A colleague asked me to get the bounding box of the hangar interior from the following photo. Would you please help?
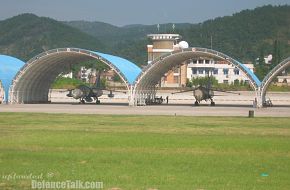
[132,48,261,106]
[8,48,141,104]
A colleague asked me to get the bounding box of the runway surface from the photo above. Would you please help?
[1,103,290,117]
[1,91,290,117]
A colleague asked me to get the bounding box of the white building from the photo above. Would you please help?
[61,72,73,79]
[277,75,290,84]
[264,54,273,64]
[187,59,254,84]
[79,67,96,83]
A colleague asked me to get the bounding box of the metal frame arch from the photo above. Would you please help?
[134,47,261,90]
[260,56,290,104]
[10,48,134,103]
[132,47,261,106]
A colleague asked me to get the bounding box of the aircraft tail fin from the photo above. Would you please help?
[94,71,102,89]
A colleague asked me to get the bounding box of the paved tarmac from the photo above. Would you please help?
[1,91,290,117]
[1,103,290,117]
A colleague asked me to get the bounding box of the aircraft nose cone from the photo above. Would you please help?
[72,89,83,99]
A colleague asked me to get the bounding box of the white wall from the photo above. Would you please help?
[187,59,254,84]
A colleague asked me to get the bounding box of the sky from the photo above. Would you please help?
[0,0,289,26]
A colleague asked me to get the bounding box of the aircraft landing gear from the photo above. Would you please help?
[194,101,199,106]
[96,99,100,104]
[210,101,215,106]
[80,99,85,104]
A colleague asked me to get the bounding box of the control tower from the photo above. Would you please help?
[147,34,187,87]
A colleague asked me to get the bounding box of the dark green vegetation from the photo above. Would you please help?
[180,6,290,64]
[66,5,290,76]
[0,6,290,68]
[65,21,191,65]
[51,77,85,89]
[0,14,106,61]
[0,113,290,189]
[186,76,290,91]
[1,5,290,75]
[186,76,253,91]
[52,76,107,89]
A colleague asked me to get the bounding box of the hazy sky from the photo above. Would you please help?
[0,0,289,26]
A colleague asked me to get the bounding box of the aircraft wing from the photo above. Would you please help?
[171,87,198,95]
[103,89,127,94]
[211,88,241,95]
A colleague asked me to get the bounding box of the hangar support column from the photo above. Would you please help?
[256,87,263,108]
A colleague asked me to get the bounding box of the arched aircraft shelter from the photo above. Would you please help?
[8,48,141,104]
[2,47,290,107]
[132,47,261,106]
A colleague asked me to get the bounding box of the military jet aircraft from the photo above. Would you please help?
[66,72,124,104]
[172,84,240,106]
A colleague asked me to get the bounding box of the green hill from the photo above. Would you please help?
[1,5,290,69]
[65,21,191,65]
[0,14,106,61]
[65,5,290,68]
[180,5,290,63]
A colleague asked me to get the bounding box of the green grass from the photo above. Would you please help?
[51,77,85,89]
[0,113,290,190]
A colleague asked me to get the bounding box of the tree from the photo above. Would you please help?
[271,39,282,69]
[113,73,122,82]
[191,76,218,87]
[254,48,270,80]
[186,79,193,87]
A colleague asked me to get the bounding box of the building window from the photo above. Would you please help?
[205,60,210,64]
[205,69,210,75]
[223,80,229,84]
[234,68,240,75]
[198,59,203,64]
[198,68,204,74]
[213,69,218,75]
[223,69,229,75]
[174,76,179,83]
[192,60,197,64]
[192,68,197,74]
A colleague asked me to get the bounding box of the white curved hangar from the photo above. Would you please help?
[9,48,141,104]
[259,56,290,106]
[132,47,261,106]
[6,47,290,107]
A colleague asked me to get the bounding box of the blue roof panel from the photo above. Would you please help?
[93,51,142,85]
[0,55,25,102]
[236,60,261,87]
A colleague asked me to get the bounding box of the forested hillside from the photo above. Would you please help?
[0,14,106,61]
[179,5,290,63]
[1,5,290,75]
[65,5,290,73]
